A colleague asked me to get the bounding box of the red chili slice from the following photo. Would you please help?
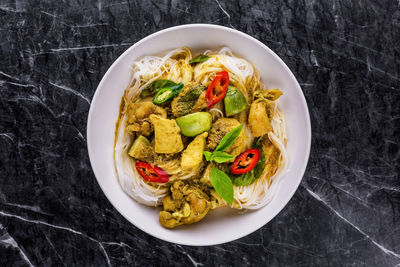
[135,161,169,183]
[230,148,261,174]
[205,70,229,108]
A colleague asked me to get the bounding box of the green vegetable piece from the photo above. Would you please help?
[176,112,212,137]
[224,86,247,116]
[189,55,210,65]
[203,151,235,163]
[230,138,266,186]
[210,151,235,163]
[128,135,152,159]
[215,125,243,152]
[202,151,213,161]
[153,88,174,105]
[153,83,183,105]
[210,167,234,204]
[140,79,177,97]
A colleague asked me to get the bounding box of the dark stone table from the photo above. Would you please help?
[1,0,399,266]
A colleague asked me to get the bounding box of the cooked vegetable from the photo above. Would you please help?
[153,83,184,105]
[224,86,247,116]
[135,161,169,183]
[171,83,206,117]
[176,112,212,137]
[210,167,233,204]
[140,79,177,97]
[205,70,229,108]
[181,132,208,172]
[149,114,184,154]
[230,148,261,174]
[189,54,210,65]
[128,135,154,162]
[230,138,266,186]
[203,151,234,163]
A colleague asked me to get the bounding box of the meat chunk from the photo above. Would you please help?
[253,89,283,101]
[261,135,281,184]
[181,132,208,172]
[149,115,184,154]
[199,163,212,186]
[248,101,271,137]
[171,82,206,117]
[248,89,283,137]
[159,181,211,228]
[191,91,207,112]
[125,101,167,136]
[207,118,245,158]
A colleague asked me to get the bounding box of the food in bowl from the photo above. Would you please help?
[114,47,287,228]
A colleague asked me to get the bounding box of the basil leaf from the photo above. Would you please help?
[230,138,266,186]
[140,79,177,97]
[203,151,213,161]
[189,55,210,65]
[211,151,235,163]
[215,125,243,152]
[210,167,234,204]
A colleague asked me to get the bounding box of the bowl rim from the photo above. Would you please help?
[87,23,311,246]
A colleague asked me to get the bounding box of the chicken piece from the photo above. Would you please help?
[253,89,283,101]
[248,101,272,137]
[125,101,167,136]
[261,135,281,183]
[207,118,245,158]
[159,181,211,228]
[181,132,208,172]
[199,163,212,186]
[149,115,184,154]
[171,82,206,117]
[248,89,283,137]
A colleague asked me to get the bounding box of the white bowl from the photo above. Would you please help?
[87,24,311,246]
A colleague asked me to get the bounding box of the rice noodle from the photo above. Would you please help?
[114,47,288,209]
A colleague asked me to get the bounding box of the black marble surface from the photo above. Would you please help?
[0,0,399,266]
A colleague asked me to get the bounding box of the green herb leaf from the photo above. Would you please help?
[202,151,213,161]
[189,55,210,65]
[140,79,177,97]
[210,167,234,204]
[211,151,235,163]
[215,125,243,152]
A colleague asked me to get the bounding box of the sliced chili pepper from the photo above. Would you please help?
[230,148,261,175]
[153,88,174,105]
[135,161,169,183]
[152,83,184,105]
[205,70,229,108]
